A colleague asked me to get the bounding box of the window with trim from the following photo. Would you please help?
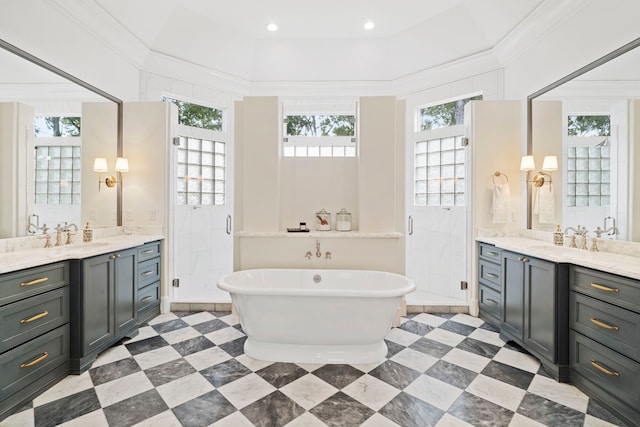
[566,115,611,207]
[282,100,357,157]
[163,96,223,131]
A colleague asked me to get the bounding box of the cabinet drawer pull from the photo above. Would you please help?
[590,317,619,331]
[141,270,154,276]
[141,296,153,302]
[20,311,49,324]
[591,283,619,293]
[20,277,48,287]
[486,251,499,257]
[109,255,116,260]
[485,273,499,279]
[141,249,154,254]
[20,352,49,368]
[590,359,620,377]
[486,298,499,305]
[115,254,121,258]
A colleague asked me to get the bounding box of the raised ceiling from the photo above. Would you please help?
[89,0,547,82]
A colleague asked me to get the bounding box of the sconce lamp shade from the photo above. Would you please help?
[115,157,129,173]
[542,155,558,171]
[93,157,108,173]
[520,155,535,171]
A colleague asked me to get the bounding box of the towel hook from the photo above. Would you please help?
[492,171,509,185]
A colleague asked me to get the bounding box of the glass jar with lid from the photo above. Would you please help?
[335,208,352,231]
[315,209,331,231]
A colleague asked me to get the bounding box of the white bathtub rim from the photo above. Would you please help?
[217,268,416,298]
[244,338,388,365]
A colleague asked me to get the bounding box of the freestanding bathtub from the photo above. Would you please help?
[217,269,415,364]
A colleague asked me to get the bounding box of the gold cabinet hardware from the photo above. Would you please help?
[590,359,620,377]
[115,254,121,258]
[486,273,499,279]
[20,311,49,324]
[486,298,499,305]
[20,352,49,368]
[109,255,116,260]
[141,249,154,254]
[20,277,48,287]
[591,283,619,293]
[141,296,153,302]
[589,317,619,331]
[141,270,154,276]
[518,257,529,262]
[487,251,499,257]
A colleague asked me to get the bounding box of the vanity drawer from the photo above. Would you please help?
[137,258,160,289]
[570,292,640,363]
[479,243,502,263]
[479,259,501,290]
[570,266,640,313]
[0,324,69,401]
[137,241,161,263]
[0,287,69,353]
[479,284,502,321]
[569,330,640,412]
[0,262,68,307]
[138,281,160,313]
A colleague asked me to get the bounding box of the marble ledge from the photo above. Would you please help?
[477,235,640,281]
[0,232,164,275]
[236,230,404,239]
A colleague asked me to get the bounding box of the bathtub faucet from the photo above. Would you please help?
[305,251,312,259]
[315,240,322,257]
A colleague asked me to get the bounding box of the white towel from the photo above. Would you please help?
[492,183,511,223]
[533,182,556,224]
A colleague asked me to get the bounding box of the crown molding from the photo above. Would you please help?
[46,0,148,69]
[0,83,105,101]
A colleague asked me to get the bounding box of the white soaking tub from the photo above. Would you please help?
[217,269,415,364]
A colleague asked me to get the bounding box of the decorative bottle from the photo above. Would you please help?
[553,224,563,246]
[83,222,93,243]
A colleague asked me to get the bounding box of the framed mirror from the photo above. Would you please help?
[527,37,640,242]
[0,38,123,238]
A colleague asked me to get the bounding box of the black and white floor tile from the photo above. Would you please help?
[1,311,631,427]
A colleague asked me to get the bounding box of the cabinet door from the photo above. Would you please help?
[502,251,524,339]
[114,249,137,334]
[82,254,114,354]
[524,258,556,361]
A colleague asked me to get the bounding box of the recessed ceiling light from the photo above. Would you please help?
[267,23,278,32]
[364,21,375,30]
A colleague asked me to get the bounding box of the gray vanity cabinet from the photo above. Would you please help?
[478,243,503,328]
[69,248,138,373]
[500,250,569,381]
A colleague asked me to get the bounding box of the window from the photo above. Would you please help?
[34,145,81,204]
[163,97,223,131]
[176,137,225,205]
[566,145,610,207]
[567,115,610,136]
[414,136,466,206]
[418,95,482,131]
[34,116,81,137]
[282,100,357,157]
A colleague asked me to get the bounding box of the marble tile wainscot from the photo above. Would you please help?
[476,236,640,426]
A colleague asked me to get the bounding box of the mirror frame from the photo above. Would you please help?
[526,36,640,228]
[0,38,124,227]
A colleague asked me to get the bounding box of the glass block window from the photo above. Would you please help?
[282,100,358,158]
[414,136,466,206]
[566,145,610,207]
[418,95,482,131]
[163,97,223,131]
[176,136,225,205]
[34,146,81,204]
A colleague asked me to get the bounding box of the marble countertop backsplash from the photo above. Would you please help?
[0,226,164,274]
[477,228,640,280]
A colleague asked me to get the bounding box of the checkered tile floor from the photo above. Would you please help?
[2,311,629,427]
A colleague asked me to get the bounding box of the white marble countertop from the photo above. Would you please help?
[0,234,164,275]
[477,236,640,280]
[236,231,403,239]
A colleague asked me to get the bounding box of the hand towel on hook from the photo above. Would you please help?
[492,175,511,223]
[533,181,556,224]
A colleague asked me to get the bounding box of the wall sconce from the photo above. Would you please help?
[520,155,557,187]
[94,157,129,190]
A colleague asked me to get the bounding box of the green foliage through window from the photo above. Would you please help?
[419,95,482,130]
[286,115,355,137]
[163,97,223,131]
[567,115,610,136]
[35,116,81,137]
